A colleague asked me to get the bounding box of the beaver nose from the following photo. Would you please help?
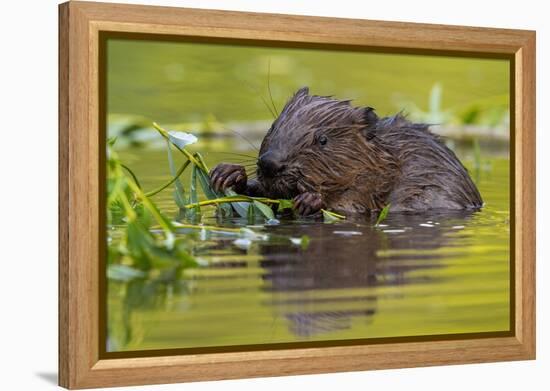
[258,151,285,177]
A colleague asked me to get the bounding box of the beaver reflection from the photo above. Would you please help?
[258,211,476,338]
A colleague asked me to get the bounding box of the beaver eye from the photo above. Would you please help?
[319,135,328,146]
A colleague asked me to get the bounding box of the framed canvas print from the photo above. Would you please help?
[58,1,536,389]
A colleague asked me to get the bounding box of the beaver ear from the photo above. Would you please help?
[363,107,378,126]
[295,86,310,97]
[361,107,378,141]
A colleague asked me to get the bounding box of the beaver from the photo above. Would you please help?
[209,87,483,215]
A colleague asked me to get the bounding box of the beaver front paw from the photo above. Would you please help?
[209,163,247,193]
[293,192,325,216]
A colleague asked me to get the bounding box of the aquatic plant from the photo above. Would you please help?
[151,122,295,221]
[321,209,346,222]
[106,138,197,279]
[106,126,319,281]
[375,203,391,226]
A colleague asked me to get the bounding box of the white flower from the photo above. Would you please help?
[167,131,198,148]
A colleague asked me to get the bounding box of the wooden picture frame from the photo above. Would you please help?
[58,1,536,388]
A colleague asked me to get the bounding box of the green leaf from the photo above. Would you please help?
[146,244,182,269]
[322,209,346,222]
[195,168,217,199]
[253,200,275,220]
[188,164,201,220]
[173,242,198,268]
[225,189,250,218]
[375,203,391,226]
[277,199,293,211]
[247,203,256,224]
[195,168,233,217]
[126,179,175,236]
[126,220,156,269]
[165,138,186,208]
[135,204,151,228]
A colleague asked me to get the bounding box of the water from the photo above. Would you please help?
[107,146,510,353]
[105,38,510,353]
[107,39,509,126]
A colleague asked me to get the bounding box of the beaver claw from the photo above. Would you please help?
[293,192,325,216]
[209,163,248,193]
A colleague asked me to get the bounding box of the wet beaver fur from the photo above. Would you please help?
[210,87,483,215]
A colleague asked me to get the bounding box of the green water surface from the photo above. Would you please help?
[107,146,510,352]
[106,38,510,353]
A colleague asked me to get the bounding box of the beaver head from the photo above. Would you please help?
[256,87,391,200]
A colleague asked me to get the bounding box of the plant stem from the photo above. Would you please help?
[145,159,191,198]
[126,179,174,235]
[120,163,142,189]
[149,223,244,233]
[171,223,242,233]
[184,196,281,210]
[193,152,210,173]
[116,187,137,221]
